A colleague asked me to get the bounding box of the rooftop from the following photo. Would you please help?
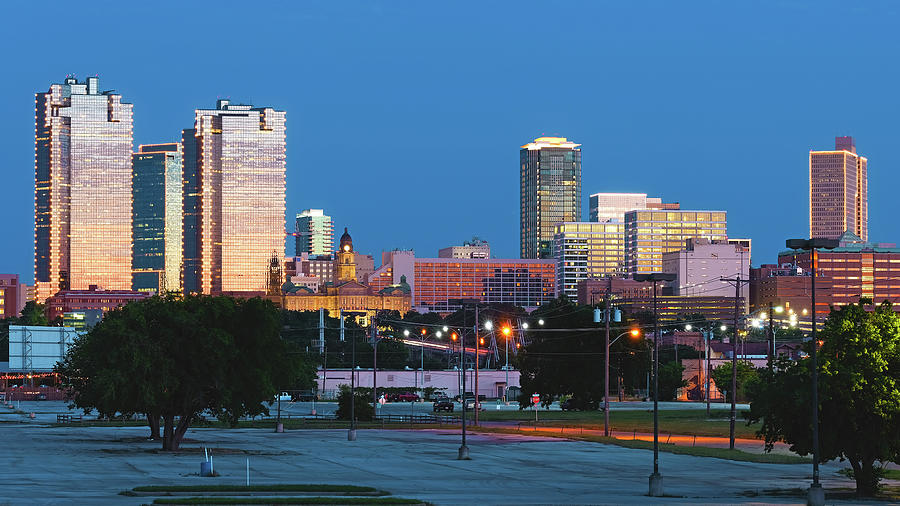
[521,137,581,150]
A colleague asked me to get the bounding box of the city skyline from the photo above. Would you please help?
[2,2,900,283]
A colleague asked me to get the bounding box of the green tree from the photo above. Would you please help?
[55,295,312,450]
[516,297,648,409]
[657,361,687,401]
[335,384,375,421]
[711,360,758,403]
[18,301,50,326]
[746,302,900,496]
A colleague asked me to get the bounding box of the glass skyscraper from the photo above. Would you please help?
[295,209,334,256]
[132,143,183,293]
[520,137,581,259]
[34,76,133,301]
[552,221,625,301]
[182,100,286,294]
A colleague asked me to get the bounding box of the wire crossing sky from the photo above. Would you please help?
[2,1,899,283]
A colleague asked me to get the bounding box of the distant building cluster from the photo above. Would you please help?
[2,74,886,333]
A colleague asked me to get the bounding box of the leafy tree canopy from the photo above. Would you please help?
[56,295,312,450]
[746,302,900,496]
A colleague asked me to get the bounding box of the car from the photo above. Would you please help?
[36,393,48,401]
[432,397,454,412]
[292,390,316,402]
[274,392,291,402]
[395,392,420,402]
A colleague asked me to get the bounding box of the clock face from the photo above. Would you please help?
[343,245,350,252]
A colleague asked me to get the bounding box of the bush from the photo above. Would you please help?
[335,385,375,421]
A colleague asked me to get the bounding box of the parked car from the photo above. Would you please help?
[389,392,420,402]
[433,397,454,412]
[560,398,578,411]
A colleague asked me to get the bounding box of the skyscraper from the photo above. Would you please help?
[520,137,581,259]
[810,136,867,241]
[34,76,133,301]
[182,100,286,294]
[295,209,333,256]
[132,143,183,293]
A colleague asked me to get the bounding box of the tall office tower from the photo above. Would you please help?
[810,136,867,241]
[34,76,134,301]
[552,221,625,301]
[589,193,680,222]
[132,143,183,293]
[295,209,333,256]
[520,137,581,259]
[624,209,728,274]
[182,100,286,294]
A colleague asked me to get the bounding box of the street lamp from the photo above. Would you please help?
[501,325,512,402]
[604,328,640,436]
[786,237,838,506]
[449,297,481,460]
[633,272,676,497]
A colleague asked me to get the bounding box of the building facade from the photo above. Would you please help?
[45,285,149,322]
[369,250,556,313]
[0,274,26,319]
[520,137,581,259]
[810,136,867,241]
[438,237,490,259]
[589,193,679,222]
[552,221,625,301]
[624,210,728,275]
[295,209,333,256]
[662,238,749,305]
[34,76,134,301]
[778,232,900,313]
[132,143,182,293]
[182,100,286,294]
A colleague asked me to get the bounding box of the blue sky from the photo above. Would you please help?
[2,1,899,283]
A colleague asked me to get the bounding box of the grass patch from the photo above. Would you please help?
[478,408,761,439]
[152,498,425,505]
[132,485,384,494]
[470,426,809,465]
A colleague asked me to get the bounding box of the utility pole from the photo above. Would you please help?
[474,304,480,426]
[604,277,611,437]
[721,276,751,450]
[372,319,378,411]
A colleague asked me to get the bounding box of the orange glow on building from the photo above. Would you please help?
[809,137,867,241]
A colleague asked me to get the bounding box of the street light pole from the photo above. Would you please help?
[786,238,838,506]
[633,272,675,497]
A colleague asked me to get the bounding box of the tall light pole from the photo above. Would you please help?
[502,325,511,403]
[450,298,480,460]
[633,272,676,497]
[786,238,838,506]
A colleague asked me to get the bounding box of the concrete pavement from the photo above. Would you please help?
[0,422,877,505]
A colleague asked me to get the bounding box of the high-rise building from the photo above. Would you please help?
[295,209,334,256]
[132,143,182,293]
[520,137,581,259]
[624,210,728,274]
[589,193,680,223]
[182,100,286,295]
[552,221,625,301]
[810,136,867,241]
[34,76,134,301]
[438,237,490,259]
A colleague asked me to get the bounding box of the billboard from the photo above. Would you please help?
[8,326,82,372]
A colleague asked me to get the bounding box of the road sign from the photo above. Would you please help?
[531,393,540,405]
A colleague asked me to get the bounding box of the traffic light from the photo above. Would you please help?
[421,328,427,336]
[479,337,485,345]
